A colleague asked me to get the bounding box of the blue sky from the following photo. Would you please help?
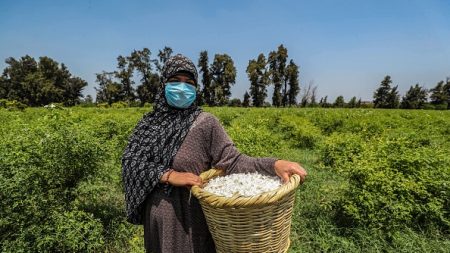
[1,0,449,102]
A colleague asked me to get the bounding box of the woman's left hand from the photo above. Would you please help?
[274,160,307,184]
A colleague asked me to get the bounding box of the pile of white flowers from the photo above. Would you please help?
[43,103,56,109]
[203,173,282,197]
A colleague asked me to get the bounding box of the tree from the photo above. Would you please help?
[97,47,171,106]
[196,87,205,106]
[430,81,448,108]
[243,91,251,107]
[84,95,94,104]
[136,75,159,105]
[300,80,316,107]
[310,86,318,107]
[0,76,7,98]
[39,56,63,98]
[319,96,330,108]
[268,45,288,107]
[228,98,242,107]
[286,60,300,106]
[247,54,269,107]
[334,95,345,108]
[356,98,362,108]
[300,80,318,108]
[387,85,400,108]
[268,51,281,107]
[348,96,357,108]
[57,63,73,105]
[374,75,396,108]
[129,48,160,104]
[63,77,88,106]
[400,84,428,109]
[4,56,36,104]
[40,57,87,106]
[198,51,213,106]
[95,71,123,105]
[155,46,173,73]
[445,78,450,109]
[0,55,87,106]
[23,72,56,106]
[210,54,236,106]
[115,55,135,102]
[373,75,391,108]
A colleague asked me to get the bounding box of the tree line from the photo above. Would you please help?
[1,49,449,110]
[0,55,87,106]
[93,45,300,108]
[93,46,239,107]
[371,75,450,110]
[307,75,449,110]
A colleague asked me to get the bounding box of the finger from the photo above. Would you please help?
[293,165,307,176]
[187,175,198,181]
[190,175,202,183]
[299,173,306,184]
[192,181,202,186]
[297,169,307,177]
[291,167,306,182]
[287,164,306,183]
[295,164,305,173]
[289,166,302,175]
[282,173,290,184]
[190,178,202,186]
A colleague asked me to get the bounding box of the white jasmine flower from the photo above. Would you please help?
[204,173,282,197]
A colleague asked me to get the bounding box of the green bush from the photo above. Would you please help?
[126,100,141,107]
[226,110,285,157]
[205,107,245,127]
[314,110,450,234]
[1,99,28,111]
[333,134,450,232]
[96,102,110,108]
[276,115,323,149]
[434,103,448,110]
[0,111,108,252]
[0,98,7,108]
[320,133,364,169]
[423,103,435,110]
[308,111,345,135]
[111,101,128,108]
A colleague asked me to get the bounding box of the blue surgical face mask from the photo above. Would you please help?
[164,82,197,109]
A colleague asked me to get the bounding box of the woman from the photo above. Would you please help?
[121,54,307,253]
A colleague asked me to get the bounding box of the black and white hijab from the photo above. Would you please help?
[121,54,202,225]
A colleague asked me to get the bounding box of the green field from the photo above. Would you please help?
[1,107,449,252]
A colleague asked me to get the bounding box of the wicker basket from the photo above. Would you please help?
[191,168,302,253]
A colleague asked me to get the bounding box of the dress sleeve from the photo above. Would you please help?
[206,114,278,177]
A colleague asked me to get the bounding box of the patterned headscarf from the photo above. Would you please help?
[121,54,202,225]
[161,54,198,84]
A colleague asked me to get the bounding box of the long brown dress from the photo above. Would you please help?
[143,112,278,253]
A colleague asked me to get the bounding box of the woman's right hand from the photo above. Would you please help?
[165,171,203,187]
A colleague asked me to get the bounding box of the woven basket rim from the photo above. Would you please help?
[191,168,301,208]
